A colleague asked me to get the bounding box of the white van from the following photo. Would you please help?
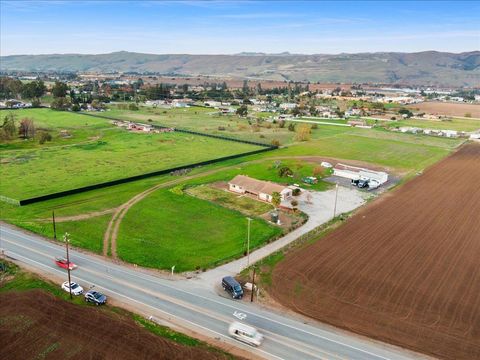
[228,321,264,347]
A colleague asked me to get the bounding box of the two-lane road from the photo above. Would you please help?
[0,224,425,360]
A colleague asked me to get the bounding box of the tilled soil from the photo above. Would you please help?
[271,143,480,360]
[0,289,234,360]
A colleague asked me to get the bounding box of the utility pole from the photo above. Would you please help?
[64,232,72,300]
[246,217,252,267]
[333,183,339,218]
[52,211,57,240]
[250,266,256,303]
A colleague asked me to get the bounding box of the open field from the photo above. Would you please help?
[391,117,480,132]
[99,106,297,145]
[117,186,282,271]
[0,109,263,199]
[0,264,237,360]
[406,101,480,118]
[270,143,480,360]
[277,125,463,173]
[0,107,466,273]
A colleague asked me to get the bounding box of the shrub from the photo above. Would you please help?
[128,103,139,111]
[311,123,318,129]
[218,126,226,131]
[288,123,296,132]
[38,131,53,144]
[278,166,293,177]
[271,139,280,146]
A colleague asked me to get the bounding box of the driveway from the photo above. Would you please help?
[193,185,368,287]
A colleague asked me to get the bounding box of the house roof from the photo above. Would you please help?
[229,175,287,196]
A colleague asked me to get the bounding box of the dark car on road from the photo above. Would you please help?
[222,276,244,299]
[84,290,107,305]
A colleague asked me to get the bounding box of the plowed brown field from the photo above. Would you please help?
[0,290,235,360]
[271,143,480,360]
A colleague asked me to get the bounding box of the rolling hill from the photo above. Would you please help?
[1,51,479,87]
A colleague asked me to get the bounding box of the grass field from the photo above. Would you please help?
[390,117,480,132]
[0,107,466,273]
[117,188,282,271]
[0,109,263,199]
[98,105,297,145]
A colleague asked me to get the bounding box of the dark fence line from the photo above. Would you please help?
[78,112,276,149]
[18,146,274,206]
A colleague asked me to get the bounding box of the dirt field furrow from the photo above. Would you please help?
[271,143,480,360]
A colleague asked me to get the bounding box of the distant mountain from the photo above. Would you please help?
[1,50,479,87]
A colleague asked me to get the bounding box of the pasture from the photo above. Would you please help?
[0,109,263,200]
[391,117,480,132]
[0,106,467,274]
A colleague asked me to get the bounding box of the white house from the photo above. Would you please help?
[333,164,389,184]
[228,175,292,203]
[279,103,297,111]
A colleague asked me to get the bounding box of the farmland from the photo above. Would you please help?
[270,144,480,360]
[0,263,238,360]
[0,107,466,273]
[406,101,480,118]
[0,109,263,200]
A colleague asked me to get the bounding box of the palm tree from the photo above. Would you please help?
[271,192,281,209]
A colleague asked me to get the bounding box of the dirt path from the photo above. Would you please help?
[40,208,117,223]
[102,155,396,258]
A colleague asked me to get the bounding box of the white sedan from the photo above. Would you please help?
[61,281,84,296]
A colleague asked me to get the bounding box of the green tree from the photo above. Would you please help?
[236,104,248,117]
[21,80,46,99]
[51,97,71,111]
[52,81,69,98]
[271,192,281,209]
[278,166,293,177]
[1,113,17,139]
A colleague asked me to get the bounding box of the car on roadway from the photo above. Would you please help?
[228,321,264,347]
[84,290,107,305]
[55,257,77,270]
[61,281,84,295]
[222,276,243,299]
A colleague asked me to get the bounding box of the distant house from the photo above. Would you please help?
[279,103,297,111]
[228,175,292,203]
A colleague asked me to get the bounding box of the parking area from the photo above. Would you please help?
[323,175,401,194]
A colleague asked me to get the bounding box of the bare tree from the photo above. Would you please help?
[19,118,35,139]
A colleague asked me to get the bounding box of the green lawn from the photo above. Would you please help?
[117,188,282,271]
[0,109,263,200]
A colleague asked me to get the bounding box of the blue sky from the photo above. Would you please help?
[1,1,479,55]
